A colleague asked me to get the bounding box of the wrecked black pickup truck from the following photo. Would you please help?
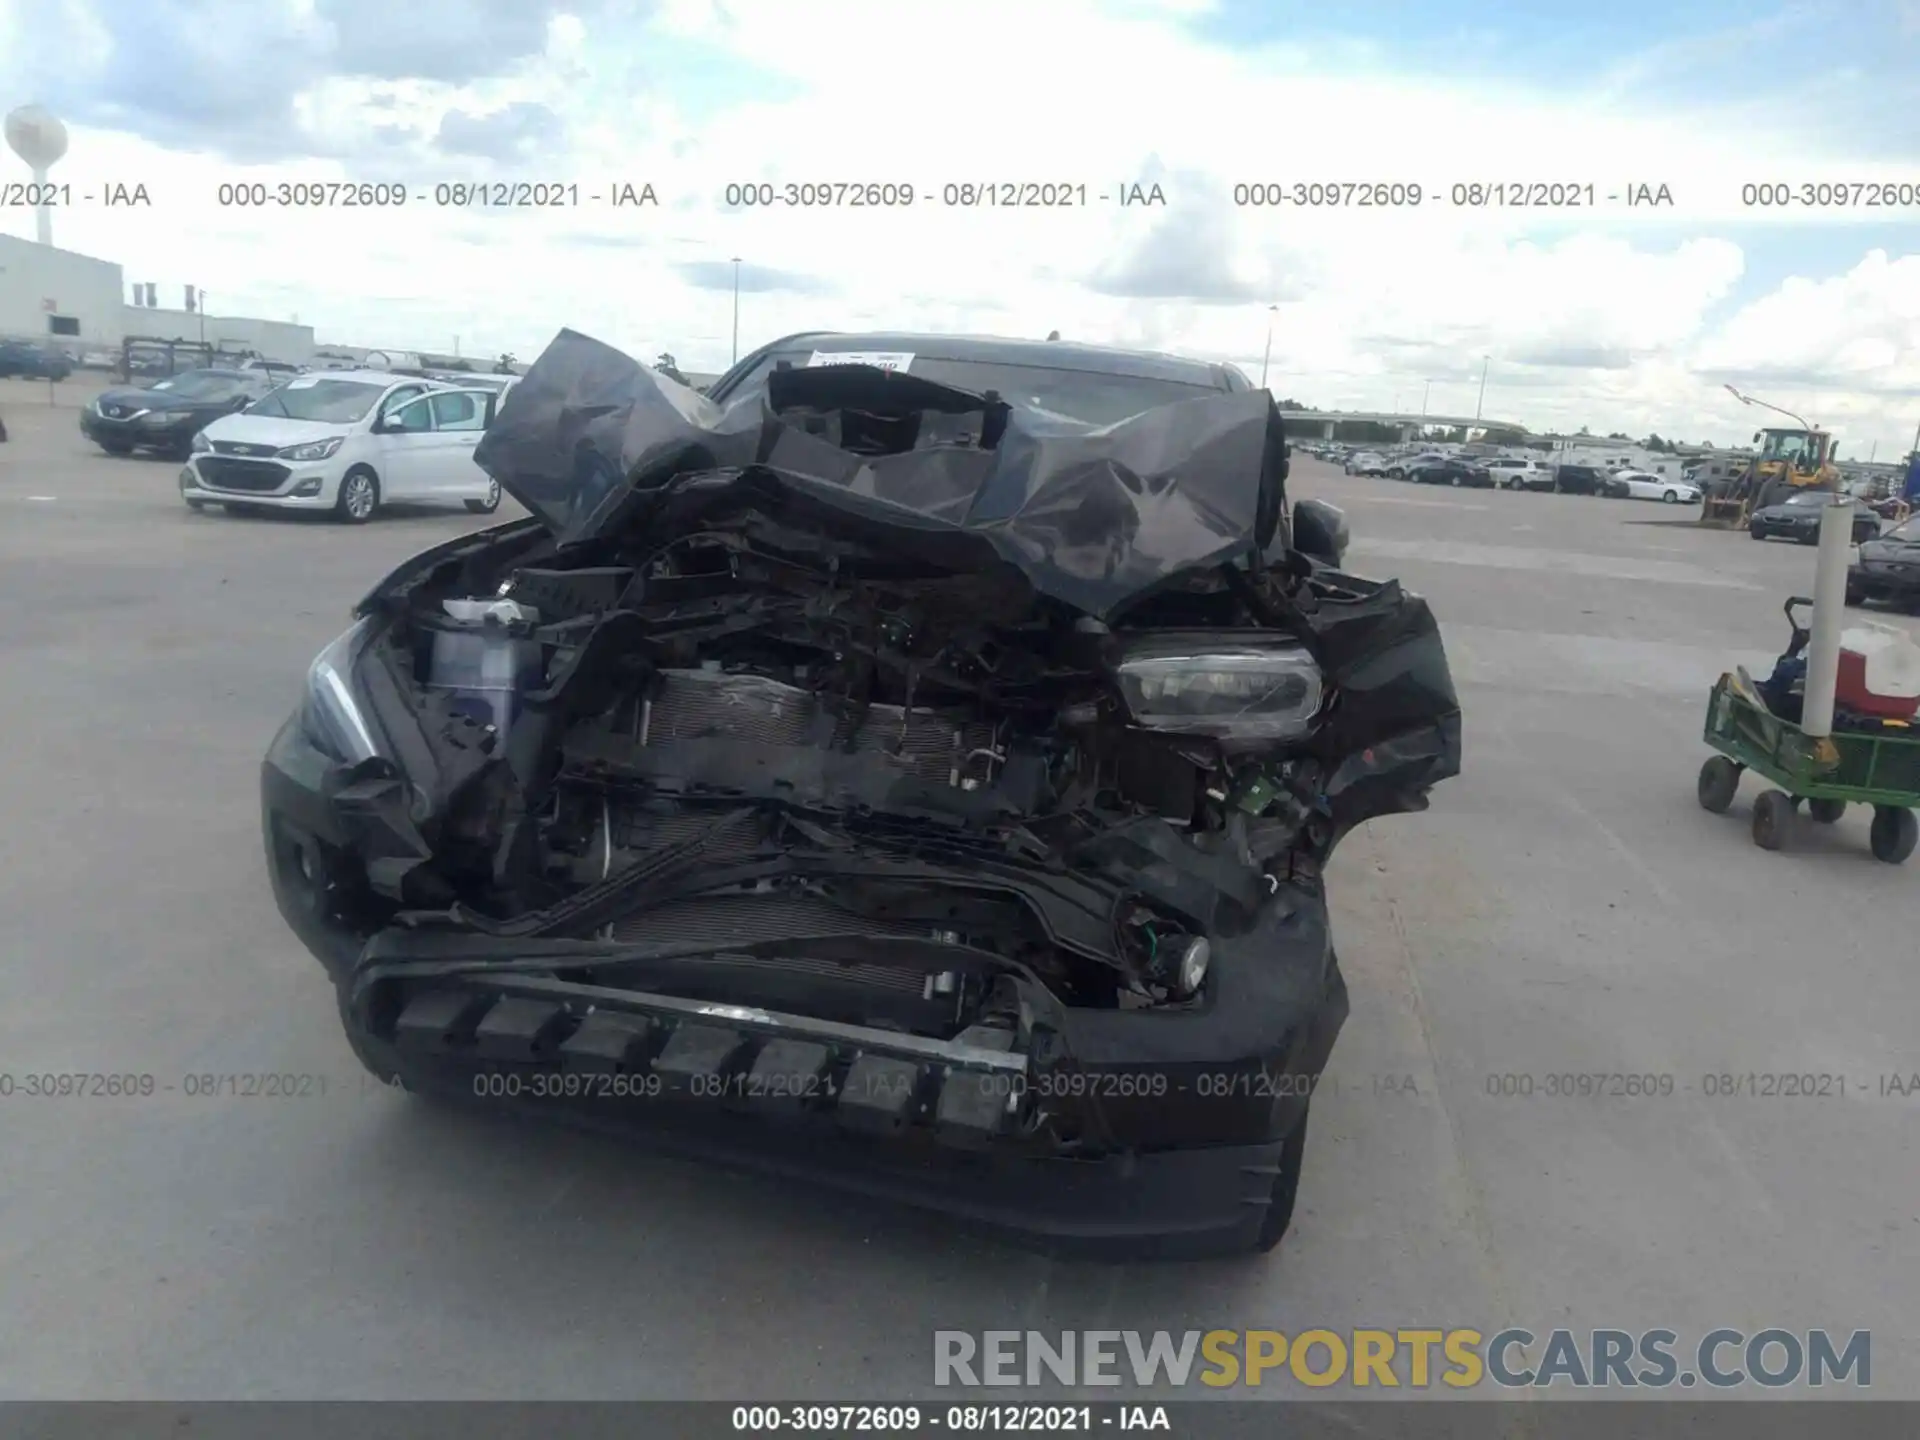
[261,329,1461,1259]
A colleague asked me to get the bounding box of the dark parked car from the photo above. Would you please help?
[1552,463,1605,496]
[1386,451,1446,480]
[262,329,1461,1259]
[1749,490,1881,545]
[1411,456,1494,488]
[1848,515,1920,609]
[0,339,73,381]
[80,367,277,458]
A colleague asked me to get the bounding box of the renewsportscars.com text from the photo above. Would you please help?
[933,1328,1870,1390]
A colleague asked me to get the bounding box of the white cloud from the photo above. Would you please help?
[2,0,1917,454]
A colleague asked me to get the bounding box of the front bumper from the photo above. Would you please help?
[260,715,1348,1257]
[81,408,197,450]
[181,454,341,509]
[1849,561,1920,601]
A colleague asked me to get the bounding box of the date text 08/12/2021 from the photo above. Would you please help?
[5,1069,1919,1102]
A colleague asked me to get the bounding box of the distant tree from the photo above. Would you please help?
[1479,426,1527,447]
[1644,432,1669,452]
[1606,431,1631,441]
[1272,397,1312,412]
[1577,424,1591,436]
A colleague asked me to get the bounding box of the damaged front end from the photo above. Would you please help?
[261,331,1461,1256]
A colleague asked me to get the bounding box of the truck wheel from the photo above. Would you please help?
[1869,807,1917,864]
[1697,756,1741,814]
[1752,789,1792,850]
[1253,1104,1310,1253]
[1807,798,1846,824]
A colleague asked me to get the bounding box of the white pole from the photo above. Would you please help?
[32,166,51,245]
[1801,495,1853,738]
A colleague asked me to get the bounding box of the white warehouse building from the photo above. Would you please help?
[0,233,314,363]
[0,232,124,346]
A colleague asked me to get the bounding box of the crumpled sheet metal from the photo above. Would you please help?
[474,328,1288,622]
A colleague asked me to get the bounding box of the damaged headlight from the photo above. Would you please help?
[279,436,344,462]
[1115,646,1324,741]
[300,618,386,763]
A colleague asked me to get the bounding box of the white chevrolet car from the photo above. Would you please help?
[178,369,504,523]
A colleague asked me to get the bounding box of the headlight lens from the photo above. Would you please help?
[1175,937,1210,995]
[279,436,344,462]
[190,430,211,453]
[300,618,385,763]
[1115,646,1324,741]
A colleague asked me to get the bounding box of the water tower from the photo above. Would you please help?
[5,104,70,247]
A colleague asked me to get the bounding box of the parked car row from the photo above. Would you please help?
[1332,447,1703,505]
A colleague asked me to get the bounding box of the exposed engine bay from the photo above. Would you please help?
[322,333,1461,1060]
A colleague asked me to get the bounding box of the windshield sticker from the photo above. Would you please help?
[807,351,915,372]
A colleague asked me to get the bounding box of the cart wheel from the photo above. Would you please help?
[1697,756,1741,814]
[1807,798,1846,824]
[1751,789,1793,850]
[1868,807,1918,864]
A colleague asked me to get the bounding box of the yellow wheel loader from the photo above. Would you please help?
[1699,425,1841,528]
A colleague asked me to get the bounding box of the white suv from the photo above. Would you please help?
[178,370,503,523]
[1485,457,1549,489]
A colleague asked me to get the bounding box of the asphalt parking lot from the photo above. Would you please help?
[3,376,1917,1401]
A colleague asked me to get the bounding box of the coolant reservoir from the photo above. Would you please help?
[426,598,544,737]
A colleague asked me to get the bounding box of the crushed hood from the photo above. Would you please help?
[474,329,1289,622]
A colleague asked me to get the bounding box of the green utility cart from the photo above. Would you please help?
[1697,600,1920,863]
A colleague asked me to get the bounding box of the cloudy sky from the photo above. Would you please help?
[2,0,1917,453]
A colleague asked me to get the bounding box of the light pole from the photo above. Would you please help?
[1474,356,1489,423]
[1259,304,1277,390]
[730,257,742,365]
[197,289,206,347]
[1420,379,1431,422]
[1723,383,1810,432]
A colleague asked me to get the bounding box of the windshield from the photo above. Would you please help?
[148,371,247,400]
[247,379,385,424]
[1759,431,1817,464]
[723,349,1221,426]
